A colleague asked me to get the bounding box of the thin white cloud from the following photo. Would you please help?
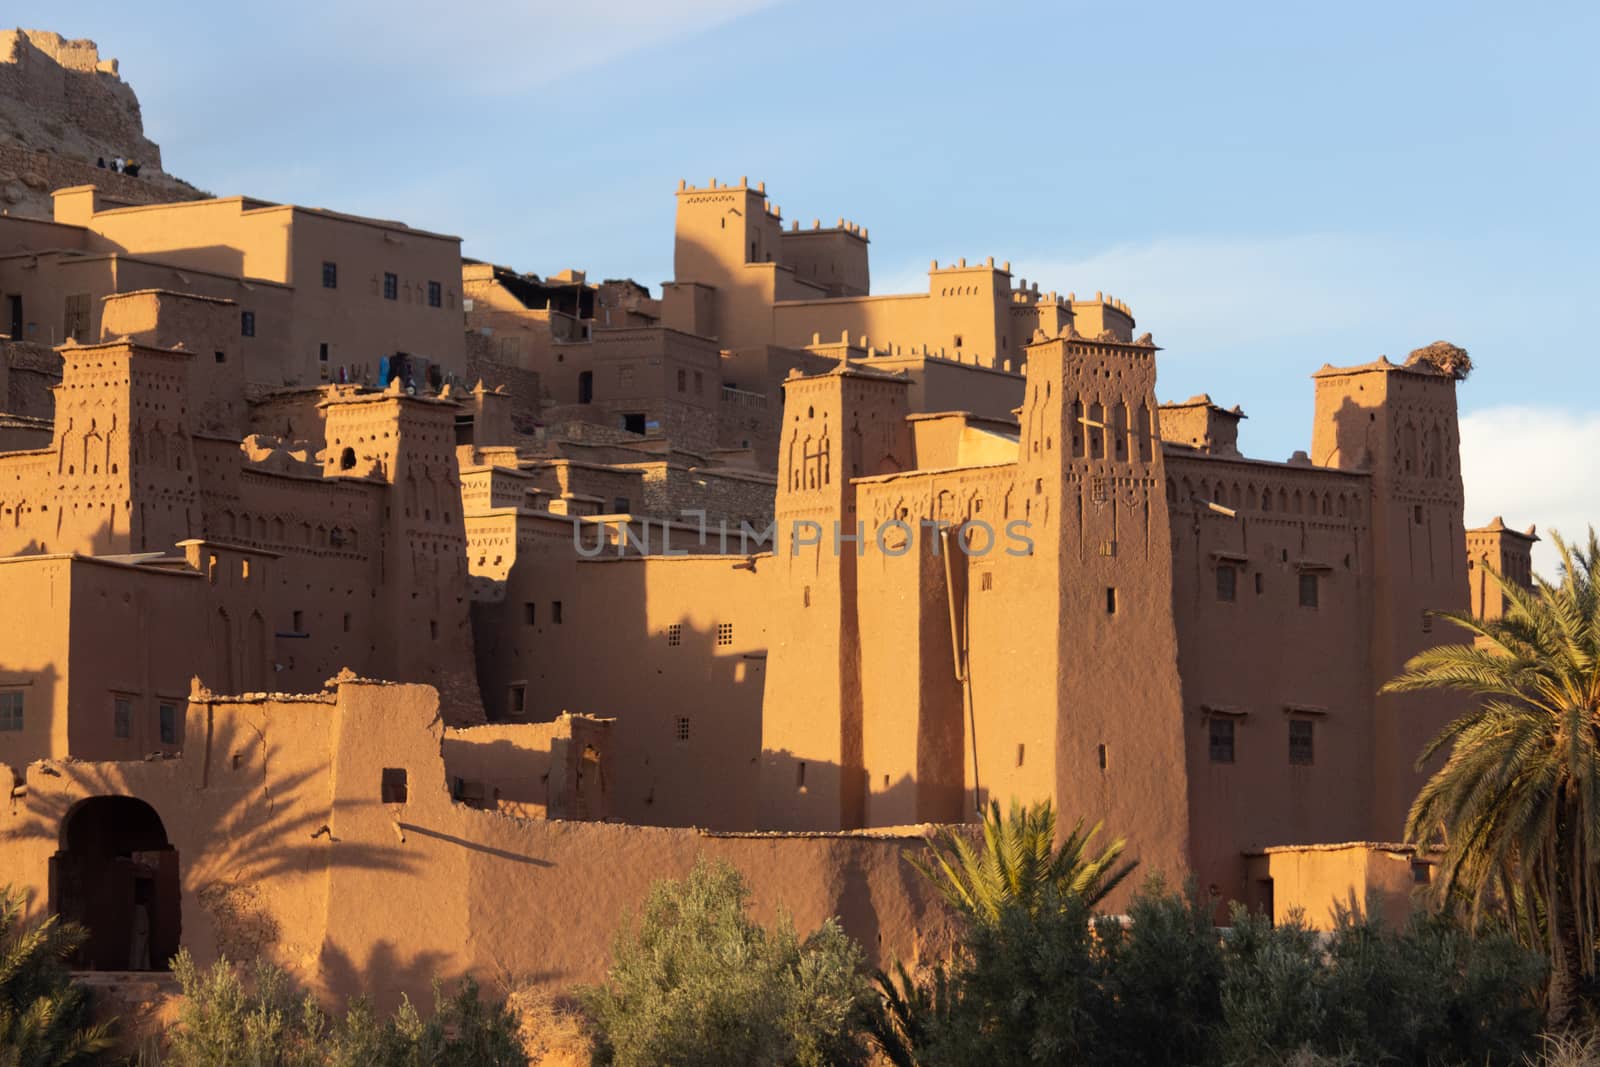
[318,0,782,94]
[1460,406,1600,578]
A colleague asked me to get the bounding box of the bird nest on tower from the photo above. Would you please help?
[1404,340,1473,380]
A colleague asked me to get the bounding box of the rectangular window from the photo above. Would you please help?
[240,310,256,337]
[694,371,703,395]
[0,691,20,732]
[677,369,687,392]
[381,767,408,804]
[1105,587,1118,615]
[1097,743,1109,770]
[1216,565,1237,602]
[716,622,734,646]
[214,350,226,364]
[319,342,330,363]
[613,498,630,514]
[1016,743,1025,767]
[674,715,691,742]
[980,571,994,591]
[667,624,682,646]
[322,261,338,289]
[383,273,398,300]
[524,602,536,625]
[510,684,526,716]
[428,281,442,308]
[797,761,807,790]
[159,702,178,745]
[1298,572,1320,608]
[1255,572,1264,595]
[1209,718,1235,763]
[551,601,563,624]
[292,609,304,632]
[114,695,131,738]
[1289,719,1314,765]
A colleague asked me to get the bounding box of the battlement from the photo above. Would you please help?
[928,257,1011,275]
[785,218,868,241]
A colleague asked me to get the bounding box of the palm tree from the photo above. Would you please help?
[908,798,1136,924]
[0,885,115,1066]
[1383,527,1600,1029]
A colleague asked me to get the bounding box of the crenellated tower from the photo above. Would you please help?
[759,362,911,829]
[1311,347,1470,837]
[974,330,1189,876]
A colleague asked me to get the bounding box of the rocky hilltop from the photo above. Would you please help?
[0,28,205,217]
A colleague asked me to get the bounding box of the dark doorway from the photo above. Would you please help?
[577,370,594,405]
[6,294,20,339]
[51,797,180,971]
[621,413,646,435]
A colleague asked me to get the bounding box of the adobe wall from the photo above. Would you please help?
[1164,453,1377,900]
[1247,843,1424,928]
[472,553,771,828]
[442,713,612,820]
[3,339,61,418]
[0,681,962,1011]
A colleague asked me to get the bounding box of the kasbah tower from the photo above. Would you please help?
[0,40,1542,1006]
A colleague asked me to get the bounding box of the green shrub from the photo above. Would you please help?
[164,949,524,1067]
[1218,900,1543,1066]
[0,884,114,1066]
[580,857,873,1067]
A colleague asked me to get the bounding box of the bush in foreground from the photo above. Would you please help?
[162,949,524,1067]
[580,858,873,1067]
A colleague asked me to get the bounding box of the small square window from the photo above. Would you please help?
[322,261,338,289]
[674,716,691,742]
[383,273,398,301]
[666,624,682,646]
[953,334,963,348]
[1298,573,1320,609]
[159,702,178,745]
[0,691,21,732]
[240,310,256,337]
[551,601,563,624]
[214,350,226,364]
[1289,719,1314,765]
[716,622,734,646]
[1216,565,1237,602]
[428,281,442,308]
[613,497,630,514]
[381,767,408,804]
[524,602,536,625]
[113,696,131,738]
[1209,718,1235,763]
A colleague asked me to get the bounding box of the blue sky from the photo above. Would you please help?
[20,0,1599,570]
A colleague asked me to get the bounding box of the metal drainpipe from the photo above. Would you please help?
[940,526,981,817]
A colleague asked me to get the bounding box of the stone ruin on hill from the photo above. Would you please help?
[0,28,206,217]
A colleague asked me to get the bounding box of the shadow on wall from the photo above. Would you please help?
[7,714,424,970]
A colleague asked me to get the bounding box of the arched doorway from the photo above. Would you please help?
[50,796,180,971]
